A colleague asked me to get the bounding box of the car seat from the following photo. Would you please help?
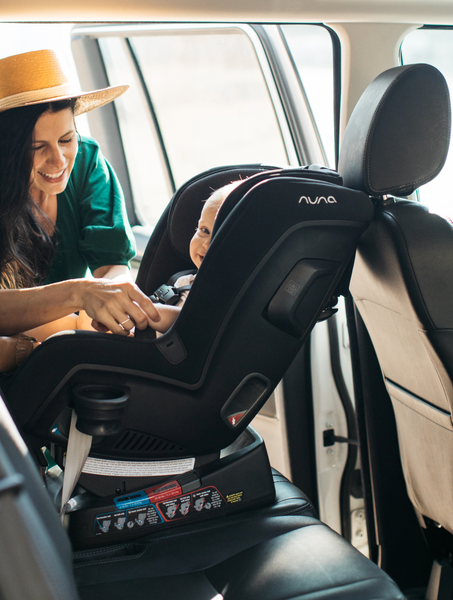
[339,64,453,537]
[0,161,373,549]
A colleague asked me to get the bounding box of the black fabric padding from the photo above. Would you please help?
[135,203,194,298]
[339,64,451,196]
[168,164,279,258]
[212,165,343,236]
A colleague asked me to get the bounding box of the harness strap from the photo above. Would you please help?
[166,269,197,286]
[174,284,192,294]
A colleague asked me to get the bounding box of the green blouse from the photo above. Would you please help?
[45,136,136,284]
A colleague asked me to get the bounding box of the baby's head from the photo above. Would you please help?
[189,180,242,268]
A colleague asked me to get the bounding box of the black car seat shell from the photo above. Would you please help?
[338,64,453,532]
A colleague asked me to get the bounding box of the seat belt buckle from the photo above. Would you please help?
[152,284,181,305]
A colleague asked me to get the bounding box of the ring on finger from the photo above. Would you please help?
[120,318,131,328]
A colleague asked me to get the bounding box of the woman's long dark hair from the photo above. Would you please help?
[0,98,77,289]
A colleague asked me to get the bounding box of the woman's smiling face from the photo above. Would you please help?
[30,107,78,201]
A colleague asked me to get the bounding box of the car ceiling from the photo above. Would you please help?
[2,0,453,25]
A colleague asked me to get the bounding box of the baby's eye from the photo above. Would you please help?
[196,226,210,236]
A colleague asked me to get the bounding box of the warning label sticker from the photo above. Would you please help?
[115,490,150,510]
[157,486,226,521]
[145,480,182,503]
[83,457,195,477]
[226,491,244,504]
[94,486,228,535]
[95,505,162,535]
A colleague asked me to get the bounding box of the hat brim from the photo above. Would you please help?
[1,84,129,115]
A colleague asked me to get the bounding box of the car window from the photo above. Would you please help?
[99,36,171,230]
[98,26,292,232]
[401,28,453,215]
[280,25,335,168]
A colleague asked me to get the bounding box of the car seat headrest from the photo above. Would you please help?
[338,63,451,197]
[168,164,280,260]
[212,165,343,238]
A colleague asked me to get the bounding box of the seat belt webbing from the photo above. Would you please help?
[60,411,92,524]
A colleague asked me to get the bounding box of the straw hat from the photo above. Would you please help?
[0,49,129,115]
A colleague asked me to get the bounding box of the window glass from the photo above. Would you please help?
[281,25,335,167]
[129,29,289,189]
[401,29,453,215]
[100,37,170,231]
[101,27,290,231]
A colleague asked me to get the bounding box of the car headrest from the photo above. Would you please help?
[338,64,451,197]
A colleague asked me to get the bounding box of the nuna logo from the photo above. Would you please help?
[299,195,337,204]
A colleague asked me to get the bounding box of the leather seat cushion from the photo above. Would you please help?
[75,515,404,600]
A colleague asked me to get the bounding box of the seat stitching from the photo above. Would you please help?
[73,517,321,568]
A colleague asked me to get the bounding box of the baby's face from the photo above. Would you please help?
[189,199,219,269]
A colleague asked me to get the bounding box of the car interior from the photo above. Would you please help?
[1,1,453,600]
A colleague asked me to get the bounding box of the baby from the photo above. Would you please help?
[152,180,241,334]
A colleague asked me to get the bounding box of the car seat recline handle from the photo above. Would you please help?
[73,384,130,437]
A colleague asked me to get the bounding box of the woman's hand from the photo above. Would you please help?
[78,279,161,336]
[0,278,160,337]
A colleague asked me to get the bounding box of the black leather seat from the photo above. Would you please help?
[338,64,453,533]
[0,390,405,599]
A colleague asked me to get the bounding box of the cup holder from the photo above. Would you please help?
[72,384,130,437]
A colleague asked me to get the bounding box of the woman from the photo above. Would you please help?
[0,48,155,369]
